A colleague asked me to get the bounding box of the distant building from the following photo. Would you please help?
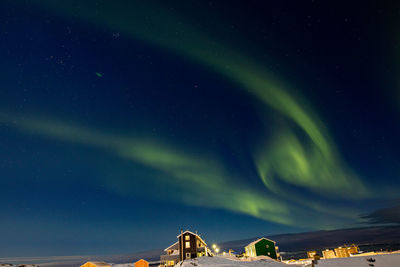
[134,259,149,267]
[335,247,350,258]
[322,249,336,259]
[80,262,111,267]
[307,251,317,259]
[307,251,320,259]
[321,244,359,259]
[228,249,235,256]
[346,244,359,255]
[160,241,180,267]
[160,230,210,267]
[244,237,280,260]
[333,245,359,258]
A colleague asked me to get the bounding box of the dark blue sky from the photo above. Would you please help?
[0,0,399,257]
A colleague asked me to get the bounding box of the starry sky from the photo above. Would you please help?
[1,0,399,257]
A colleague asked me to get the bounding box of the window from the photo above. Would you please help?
[185,235,190,241]
[185,241,190,248]
[167,261,175,266]
[186,252,191,259]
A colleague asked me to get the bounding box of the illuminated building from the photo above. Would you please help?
[244,237,279,260]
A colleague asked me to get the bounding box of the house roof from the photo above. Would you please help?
[177,230,208,246]
[245,237,276,247]
[86,262,110,267]
[164,241,179,251]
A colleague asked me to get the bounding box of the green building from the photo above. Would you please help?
[244,237,280,260]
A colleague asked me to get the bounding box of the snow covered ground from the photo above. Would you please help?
[179,256,302,267]
[2,252,399,267]
[0,265,39,267]
[314,253,400,267]
[178,254,400,267]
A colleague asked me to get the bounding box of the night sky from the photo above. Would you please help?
[1,0,399,257]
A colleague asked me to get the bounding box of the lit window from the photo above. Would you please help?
[186,252,191,259]
[185,235,190,241]
[185,241,190,248]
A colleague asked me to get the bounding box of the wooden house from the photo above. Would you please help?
[346,244,359,255]
[335,247,350,258]
[160,230,210,266]
[244,237,279,260]
[322,249,336,259]
[160,242,180,267]
[134,259,149,267]
[80,262,111,267]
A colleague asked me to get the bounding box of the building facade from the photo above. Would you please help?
[244,237,279,260]
[160,230,210,267]
[322,249,336,259]
[334,247,350,258]
[346,244,359,255]
[134,259,149,267]
[307,251,317,259]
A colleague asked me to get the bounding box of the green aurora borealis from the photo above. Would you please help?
[2,0,400,256]
[1,0,390,229]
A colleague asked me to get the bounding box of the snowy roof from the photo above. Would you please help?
[177,230,208,246]
[176,230,198,238]
[245,237,276,247]
[164,241,179,251]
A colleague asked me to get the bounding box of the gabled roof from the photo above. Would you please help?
[177,230,208,246]
[245,237,276,247]
[164,241,179,251]
[176,230,197,238]
[135,259,148,263]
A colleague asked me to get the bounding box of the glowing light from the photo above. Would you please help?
[27,0,368,199]
[0,113,298,226]
[6,0,374,227]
